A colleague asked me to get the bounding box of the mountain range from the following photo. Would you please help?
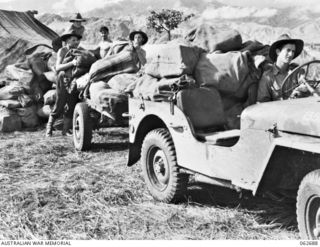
[38,0,320,46]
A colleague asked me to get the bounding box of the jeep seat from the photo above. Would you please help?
[176,87,226,134]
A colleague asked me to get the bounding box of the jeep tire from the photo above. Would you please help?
[141,128,188,203]
[73,102,92,151]
[297,169,320,239]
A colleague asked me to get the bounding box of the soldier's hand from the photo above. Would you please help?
[72,59,78,67]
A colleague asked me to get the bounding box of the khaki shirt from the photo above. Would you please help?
[257,64,297,102]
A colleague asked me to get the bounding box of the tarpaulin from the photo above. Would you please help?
[0,9,57,45]
[0,10,58,77]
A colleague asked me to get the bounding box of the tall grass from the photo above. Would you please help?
[0,127,299,239]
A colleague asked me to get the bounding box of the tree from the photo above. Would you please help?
[147,9,194,41]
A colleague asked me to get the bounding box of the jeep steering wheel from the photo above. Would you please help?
[281,60,320,99]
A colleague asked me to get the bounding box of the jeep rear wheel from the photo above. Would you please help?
[73,102,92,151]
[297,170,320,239]
[141,128,188,203]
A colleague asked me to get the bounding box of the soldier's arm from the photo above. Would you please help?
[257,74,272,103]
[55,48,76,73]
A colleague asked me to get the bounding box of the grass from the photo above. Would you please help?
[0,127,299,240]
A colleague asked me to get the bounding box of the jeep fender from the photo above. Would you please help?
[254,133,320,195]
[127,99,194,166]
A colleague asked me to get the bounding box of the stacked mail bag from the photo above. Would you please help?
[187,26,269,129]
[85,44,141,125]
[132,44,202,101]
[0,62,39,132]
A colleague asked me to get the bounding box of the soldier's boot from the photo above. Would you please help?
[45,115,55,137]
[62,117,72,136]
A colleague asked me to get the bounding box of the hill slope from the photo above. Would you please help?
[38,1,320,46]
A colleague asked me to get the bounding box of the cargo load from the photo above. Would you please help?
[0,84,25,100]
[75,73,90,91]
[185,24,242,53]
[133,74,197,101]
[4,63,34,89]
[37,104,52,118]
[0,107,22,132]
[96,89,128,123]
[90,81,128,123]
[0,99,21,109]
[18,94,33,107]
[89,50,140,83]
[16,105,39,128]
[107,73,138,93]
[145,44,202,78]
[89,81,110,104]
[43,89,56,105]
[194,51,260,99]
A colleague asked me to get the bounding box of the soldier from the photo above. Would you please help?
[68,13,86,37]
[98,26,113,59]
[45,29,82,137]
[257,34,305,102]
[52,13,86,52]
[127,30,148,67]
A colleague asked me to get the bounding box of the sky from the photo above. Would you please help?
[0,0,318,14]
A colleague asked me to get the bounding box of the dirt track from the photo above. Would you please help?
[0,127,299,239]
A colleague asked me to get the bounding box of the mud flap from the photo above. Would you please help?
[127,143,141,166]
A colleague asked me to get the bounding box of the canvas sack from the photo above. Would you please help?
[107,73,138,93]
[5,63,34,89]
[43,89,56,105]
[89,81,110,106]
[194,51,259,98]
[97,89,128,124]
[0,99,21,109]
[89,51,140,83]
[0,84,25,100]
[43,71,57,84]
[133,74,197,101]
[0,107,22,132]
[145,44,201,78]
[37,104,52,118]
[16,105,39,128]
[75,73,90,91]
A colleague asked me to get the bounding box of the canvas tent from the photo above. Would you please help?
[0,9,58,77]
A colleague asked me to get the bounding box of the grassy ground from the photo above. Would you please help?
[0,127,299,240]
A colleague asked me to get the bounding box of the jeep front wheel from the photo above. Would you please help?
[141,128,188,203]
[297,170,320,239]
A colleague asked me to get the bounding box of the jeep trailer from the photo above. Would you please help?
[127,60,320,239]
[72,91,129,151]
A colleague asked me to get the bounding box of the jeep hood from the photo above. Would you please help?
[241,97,320,137]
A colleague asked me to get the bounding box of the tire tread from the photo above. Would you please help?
[297,169,320,239]
[73,102,92,151]
[141,128,188,203]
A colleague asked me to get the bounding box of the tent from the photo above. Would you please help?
[0,9,58,77]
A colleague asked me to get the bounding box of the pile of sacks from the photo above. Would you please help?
[76,45,141,125]
[0,27,270,132]
[132,44,202,101]
[85,44,203,102]
[75,30,269,130]
[120,29,269,130]
[80,44,203,125]
[0,48,58,132]
[0,62,45,132]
